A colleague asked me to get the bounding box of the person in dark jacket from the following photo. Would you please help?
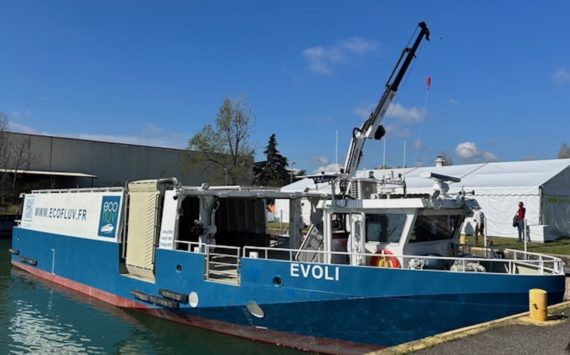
[515,202,527,242]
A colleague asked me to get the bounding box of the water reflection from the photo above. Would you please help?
[0,240,300,355]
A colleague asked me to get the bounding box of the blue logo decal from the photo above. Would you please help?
[98,196,121,238]
[23,196,35,222]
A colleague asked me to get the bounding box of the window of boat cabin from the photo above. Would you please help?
[409,215,461,243]
[331,213,349,237]
[365,214,406,243]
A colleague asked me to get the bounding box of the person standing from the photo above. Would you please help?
[474,206,485,245]
[515,202,527,242]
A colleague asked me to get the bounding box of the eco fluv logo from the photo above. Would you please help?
[98,196,121,237]
[23,196,35,222]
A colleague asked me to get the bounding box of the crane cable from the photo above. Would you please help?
[410,34,430,166]
[413,86,430,165]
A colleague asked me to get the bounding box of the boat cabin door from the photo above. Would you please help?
[349,213,365,266]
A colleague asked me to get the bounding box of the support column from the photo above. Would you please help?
[288,198,303,249]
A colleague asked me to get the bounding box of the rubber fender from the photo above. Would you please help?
[159,289,189,303]
[18,255,37,266]
[131,290,151,302]
[131,290,180,309]
[153,296,179,309]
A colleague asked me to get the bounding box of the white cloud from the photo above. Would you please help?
[414,139,425,150]
[10,110,32,120]
[338,37,377,55]
[315,163,342,174]
[8,121,41,134]
[313,155,330,165]
[384,124,410,138]
[311,155,342,173]
[353,102,425,124]
[303,37,378,75]
[352,103,375,120]
[387,103,425,123]
[449,98,461,106]
[553,68,570,83]
[455,141,498,163]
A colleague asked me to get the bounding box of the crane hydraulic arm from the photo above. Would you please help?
[342,22,430,177]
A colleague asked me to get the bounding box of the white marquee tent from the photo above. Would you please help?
[276,159,570,241]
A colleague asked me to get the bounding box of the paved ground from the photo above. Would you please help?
[414,316,570,355]
[377,302,570,355]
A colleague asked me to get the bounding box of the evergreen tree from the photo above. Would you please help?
[256,134,290,186]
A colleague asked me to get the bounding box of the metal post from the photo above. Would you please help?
[290,161,296,184]
[483,217,488,257]
[403,140,406,168]
[523,219,528,255]
[382,139,386,168]
[51,248,56,274]
[335,130,339,167]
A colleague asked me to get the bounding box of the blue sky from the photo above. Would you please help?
[1,1,570,173]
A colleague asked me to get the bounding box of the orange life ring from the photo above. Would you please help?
[370,249,400,268]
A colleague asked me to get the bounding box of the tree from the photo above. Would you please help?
[0,112,8,166]
[0,113,36,203]
[9,138,32,191]
[0,113,10,201]
[188,97,254,185]
[557,143,570,159]
[255,134,290,186]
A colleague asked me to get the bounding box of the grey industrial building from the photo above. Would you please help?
[1,131,239,189]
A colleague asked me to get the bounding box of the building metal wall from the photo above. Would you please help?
[4,132,249,187]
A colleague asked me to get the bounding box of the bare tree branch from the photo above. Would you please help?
[187,97,254,184]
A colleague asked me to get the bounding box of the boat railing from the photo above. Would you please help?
[242,246,565,276]
[174,240,202,252]
[173,241,241,284]
[506,248,564,275]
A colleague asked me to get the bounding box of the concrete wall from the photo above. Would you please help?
[3,132,251,187]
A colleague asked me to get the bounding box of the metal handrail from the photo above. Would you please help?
[242,246,565,276]
[204,244,241,283]
[174,240,202,252]
[172,241,564,276]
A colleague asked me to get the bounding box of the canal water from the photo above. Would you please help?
[0,239,300,354]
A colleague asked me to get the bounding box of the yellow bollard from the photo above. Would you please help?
[529,288,548,322]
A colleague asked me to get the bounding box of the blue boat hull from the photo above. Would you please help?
[11,228,566,351]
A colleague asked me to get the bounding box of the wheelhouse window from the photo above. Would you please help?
[365,214,406,243]
[409,215,462,243]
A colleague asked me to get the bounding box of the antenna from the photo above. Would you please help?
[382,138,386,168]
[421,172,461,198]
[335,129,339,168]
[403,140,406,168]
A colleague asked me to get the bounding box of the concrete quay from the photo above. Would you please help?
[374,300,570,355]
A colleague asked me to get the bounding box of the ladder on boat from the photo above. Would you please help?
[295,225,324,263]
[204,245,241,285]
